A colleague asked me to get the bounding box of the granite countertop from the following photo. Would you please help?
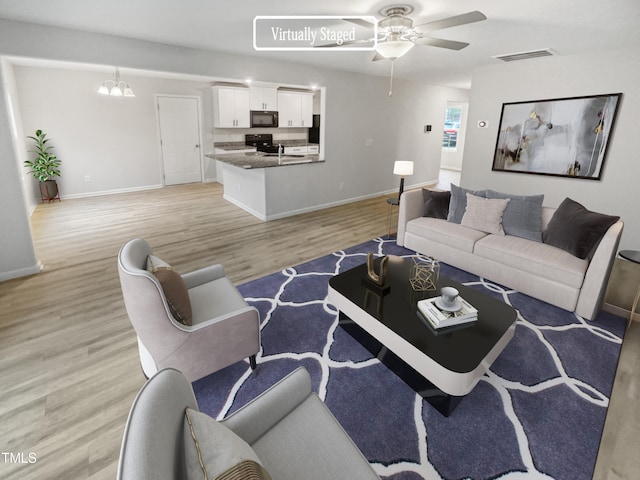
[206,152,323,169]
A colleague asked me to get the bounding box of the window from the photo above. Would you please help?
[442,106,462,149]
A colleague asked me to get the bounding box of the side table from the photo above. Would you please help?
[386,198,399,239]
[619,250,640,328]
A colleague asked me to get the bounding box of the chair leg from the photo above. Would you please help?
[249,355,257,370]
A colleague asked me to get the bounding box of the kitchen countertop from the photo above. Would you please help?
[206,151,323,169]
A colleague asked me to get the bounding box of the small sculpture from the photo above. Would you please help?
[366,252,388,286]
[410,255,439,291]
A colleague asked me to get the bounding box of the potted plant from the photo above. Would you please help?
[24,129,62,202]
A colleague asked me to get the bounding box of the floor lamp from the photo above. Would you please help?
[393,161,414,202]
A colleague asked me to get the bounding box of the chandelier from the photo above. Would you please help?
[97,68,135,97]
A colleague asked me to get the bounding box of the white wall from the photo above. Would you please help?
[462,47,640,250]
[0,59,40,281]
[14,66,216,198]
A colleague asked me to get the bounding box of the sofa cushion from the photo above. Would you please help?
[542,197,620,259]
[407,217,487,253]
[447,184,488,224]
[147,255,193,326]
[183,408,271,480]
[422,189,451,219]
[486,190,544,242]
[474,234,588,288]
[461,193,510,235]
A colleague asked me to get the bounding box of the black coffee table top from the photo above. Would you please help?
[329,255,517,374]
[620,250,640,264]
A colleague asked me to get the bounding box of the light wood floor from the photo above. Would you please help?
[0,181,637,479]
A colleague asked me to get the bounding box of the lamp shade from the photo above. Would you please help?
[376,40,415,59]
[393,161,414,176]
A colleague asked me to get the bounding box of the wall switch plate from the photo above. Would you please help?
[84,174,91,182]
[365,138,373,147]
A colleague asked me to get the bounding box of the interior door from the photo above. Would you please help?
[157,96,202,185]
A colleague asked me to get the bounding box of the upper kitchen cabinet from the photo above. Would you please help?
[249,87,278,111]
[212,86,250,128]
[278,91,314,128]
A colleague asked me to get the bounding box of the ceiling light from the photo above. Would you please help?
[376,40,415,59]
[98,67,135,97]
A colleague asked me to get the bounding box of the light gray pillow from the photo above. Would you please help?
[183,408,271,480]
[447,184,488,224]
[461,193,511,235]
[486,190,544,242]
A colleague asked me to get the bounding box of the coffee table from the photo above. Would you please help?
[328,255,517,416]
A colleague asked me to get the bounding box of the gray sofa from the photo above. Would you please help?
[397,188,623,320]
[116,367,379,480]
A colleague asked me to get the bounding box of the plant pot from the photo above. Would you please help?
[39,180,60,203]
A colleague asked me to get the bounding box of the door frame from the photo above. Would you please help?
[154,94,204,187]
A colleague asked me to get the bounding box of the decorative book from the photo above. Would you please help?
[417,296,478,329]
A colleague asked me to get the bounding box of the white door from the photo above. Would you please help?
[158,96,202,185]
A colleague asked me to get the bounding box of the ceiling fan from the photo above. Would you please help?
[362,4,487,61]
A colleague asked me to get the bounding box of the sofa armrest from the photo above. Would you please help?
[397,188,425,246]
[220,367,312,444]
[575,220,624,320]
[182,264,225,289]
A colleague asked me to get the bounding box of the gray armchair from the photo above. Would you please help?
[116,367,380,480]
[117,238,260,382]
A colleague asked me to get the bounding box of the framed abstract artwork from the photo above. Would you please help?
[492,93,622,180]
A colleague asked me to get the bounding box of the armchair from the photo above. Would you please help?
[117,238,260,382]
[116,367,380,480]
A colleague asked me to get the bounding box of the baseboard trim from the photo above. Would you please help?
[603,302,639,323]
[264,181,438,222]
[222,194,267,221]
[61,184,163,200]
[0,261,43,282]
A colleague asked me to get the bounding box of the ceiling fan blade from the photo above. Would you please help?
[345,18,376,29]
[414,36,469,51]
[414,11,486,33]
[372,52,385,62]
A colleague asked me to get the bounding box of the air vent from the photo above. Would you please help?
[493,49,556,62]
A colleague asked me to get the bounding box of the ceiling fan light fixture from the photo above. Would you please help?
[376,40,415,59]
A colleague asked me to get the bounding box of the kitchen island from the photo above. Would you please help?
[206,147,324,221]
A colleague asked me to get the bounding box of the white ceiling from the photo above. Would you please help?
[1,0,639,89]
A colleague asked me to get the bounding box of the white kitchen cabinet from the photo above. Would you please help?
[250,87,278,111]
[212,86,250,128]
[278,91,314,128]
[283,145,320,155]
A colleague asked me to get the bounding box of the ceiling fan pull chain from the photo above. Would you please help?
[389,60,394,97]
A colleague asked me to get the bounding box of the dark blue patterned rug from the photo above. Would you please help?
[193,237,626,479]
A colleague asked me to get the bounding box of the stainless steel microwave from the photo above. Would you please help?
[250,110,279,128]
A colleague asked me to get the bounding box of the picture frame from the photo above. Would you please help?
[492,93,622,180]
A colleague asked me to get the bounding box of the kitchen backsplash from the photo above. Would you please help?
[212,128,308,143]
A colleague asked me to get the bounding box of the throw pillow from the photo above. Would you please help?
[183,408,271,480]
[422,189,451,219]
[447,184,488,224]
[485,190,545,242]
[146,255,193,326]
[542,197,620,259]
[461,193,511,235]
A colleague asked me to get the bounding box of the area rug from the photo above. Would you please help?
[193,237,626,479]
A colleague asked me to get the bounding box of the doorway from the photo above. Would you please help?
[156,95,203,185]
[440,102,468,178]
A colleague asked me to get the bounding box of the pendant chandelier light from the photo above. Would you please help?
[97,67,135,97]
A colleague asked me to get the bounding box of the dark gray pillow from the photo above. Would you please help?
[447,184,487,224]
[486,190,544,242]
[422,189,451,219]
[543,197,619,259]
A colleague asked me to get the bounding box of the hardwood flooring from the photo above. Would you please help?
[0,181,637,479]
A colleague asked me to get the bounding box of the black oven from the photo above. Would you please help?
[250,110,279,128]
